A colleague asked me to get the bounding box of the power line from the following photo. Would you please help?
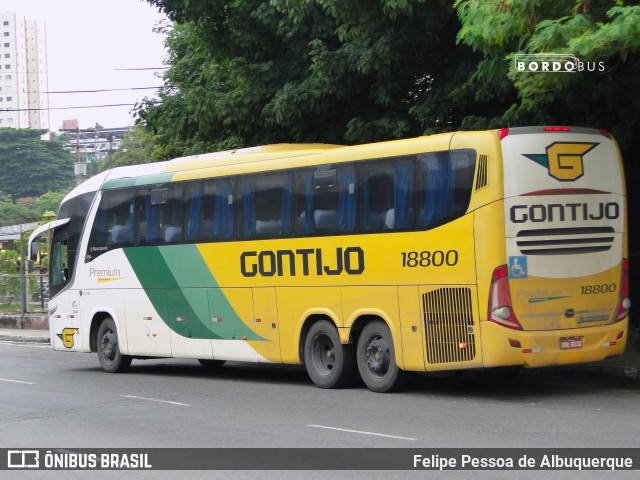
[114,67,169,71]
[0,86,165,95]
[2,102,161,112]
[46,86,165,94]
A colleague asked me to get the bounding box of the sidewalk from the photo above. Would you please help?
[1,326,639,379]
[0,327,50,343]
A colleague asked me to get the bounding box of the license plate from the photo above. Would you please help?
[560,336,583,350]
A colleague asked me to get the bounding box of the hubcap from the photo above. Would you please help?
[314,334,336,373]
[101,330,117,360]
[365,335,390,376]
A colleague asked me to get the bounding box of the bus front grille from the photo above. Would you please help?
[515,227,614,255]
[422,288,476,364]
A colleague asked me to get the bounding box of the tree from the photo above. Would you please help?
[454,0,640,157]
[111,125,161,167]
[138,0,483,155]
[0,249,20,306]
[0,129,75,203]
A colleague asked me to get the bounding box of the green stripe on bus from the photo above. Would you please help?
[124,245,261,341]
[102,173,175,190]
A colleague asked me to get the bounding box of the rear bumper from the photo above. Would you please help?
[480,318,628,368]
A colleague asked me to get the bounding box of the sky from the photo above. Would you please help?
[2,0,169,130]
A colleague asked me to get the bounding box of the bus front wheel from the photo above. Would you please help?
[97,317,131,373]
[304,320,357,389]
[357,320,408,393]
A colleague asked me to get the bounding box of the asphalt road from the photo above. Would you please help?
[1,340,640,479]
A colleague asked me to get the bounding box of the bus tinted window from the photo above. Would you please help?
[360,157,415,231]
[87,188,135,260]
[136,185,182,244]
[185,178,235,241]
[417,149,476,229]
[55,191,96,287]
[238,172,292,238]
[294,164,356,235]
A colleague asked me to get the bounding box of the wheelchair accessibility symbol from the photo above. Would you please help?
[508,256,528,279]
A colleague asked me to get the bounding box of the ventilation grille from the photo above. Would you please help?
[516,227,614,255]
[475,154,488,190]
[423,288,476,364]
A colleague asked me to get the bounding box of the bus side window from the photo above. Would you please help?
[211,179,234,240]
[360,158,415,232]
[238,172,292,238]
[418,149,476,229]
[136,185,182,244]
[186,179,234,241]
[50,232,69,296]
[294,164,356,235]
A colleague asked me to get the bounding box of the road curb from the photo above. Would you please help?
[0,334,50,344]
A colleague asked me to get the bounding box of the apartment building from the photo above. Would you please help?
[0,12,49,129]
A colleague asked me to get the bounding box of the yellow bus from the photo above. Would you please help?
[30,126,630,392]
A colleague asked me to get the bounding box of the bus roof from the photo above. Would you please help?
[163,143,344,172]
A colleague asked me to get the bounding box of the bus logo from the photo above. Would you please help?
[57,328,79,348]
[523,142,598,181]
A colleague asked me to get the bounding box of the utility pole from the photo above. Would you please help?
[61,127,95,185]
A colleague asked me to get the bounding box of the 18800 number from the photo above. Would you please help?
[401,250,458,268]
[580,283,616,295]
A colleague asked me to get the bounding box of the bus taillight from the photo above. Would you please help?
[612,258,630,323]
[488,265,523,330]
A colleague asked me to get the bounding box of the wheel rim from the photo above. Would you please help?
[101,329,117,361]
[364,334,390,377]
[312,333,336,375]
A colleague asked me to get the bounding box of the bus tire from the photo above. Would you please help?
[304,320,357,389]
[97,317,131,373]
[357,320,407,393]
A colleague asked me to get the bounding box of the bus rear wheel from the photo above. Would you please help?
[304,320,357,389]
[357,320,407,392]
[97,317,131,373]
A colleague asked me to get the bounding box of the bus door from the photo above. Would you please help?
[31,219,82,352]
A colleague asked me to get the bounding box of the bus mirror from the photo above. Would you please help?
[30,241,39,261]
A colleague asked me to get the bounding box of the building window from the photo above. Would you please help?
[6,96,11,101]
[5,74,11,80]
[3,32,9,37]
[3,43,8,48]
[3,54,9,58]
[3,21,9,26]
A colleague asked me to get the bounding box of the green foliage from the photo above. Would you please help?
[0,129,75,202]
[454,0,640,162]
[139,0,480,154]
[138,0,640,192]
[111,125,156,167]
[0,249,20,305]
[0,191,68,224]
